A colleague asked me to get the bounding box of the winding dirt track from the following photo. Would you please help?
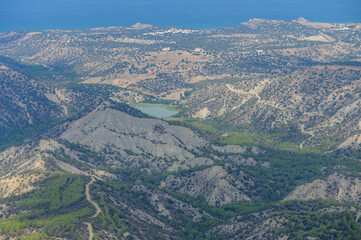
[86,176,101,218]
[299,124,315,149]
[84,176,102,240]
[84,222,94,240]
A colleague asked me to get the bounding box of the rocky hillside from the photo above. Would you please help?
[1,19,361,239]
[180,65,361,149]
[0,19,360,96]
[162,165,253,206]
[60,103,214,172]
[0,102,361,239]
[285,173,361,205]
[0,59,61,129]
[0,19,360,150]
[0,56,132,139]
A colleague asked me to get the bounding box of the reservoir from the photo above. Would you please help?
[132,103,179,118]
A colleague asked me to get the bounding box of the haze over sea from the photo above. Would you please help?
[1,0,360,32]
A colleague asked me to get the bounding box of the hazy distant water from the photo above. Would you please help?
[0,0,360,32]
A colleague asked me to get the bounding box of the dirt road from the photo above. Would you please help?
[84,176,102,240]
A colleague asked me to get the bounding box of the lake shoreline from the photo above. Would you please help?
[131,103,179,118]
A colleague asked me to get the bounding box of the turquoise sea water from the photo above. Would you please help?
[132,104,179,118]
[0,0,360,32]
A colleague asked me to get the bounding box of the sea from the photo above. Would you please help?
[0,0,360,32]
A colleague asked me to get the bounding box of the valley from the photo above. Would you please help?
[0,18,361,239]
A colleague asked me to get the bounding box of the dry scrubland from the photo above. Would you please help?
[0,19,361,239]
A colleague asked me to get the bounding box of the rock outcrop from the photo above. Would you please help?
[162,164,253,206]
[285,173,361,205]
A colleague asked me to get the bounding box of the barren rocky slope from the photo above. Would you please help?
[60,104,214,172]
[285,173,361,205]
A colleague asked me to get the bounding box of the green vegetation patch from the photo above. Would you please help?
[11,174,87,212]
[0,174,93,239]
[277,210,361,239]
[167,118,306,150]
[0,207,93,239]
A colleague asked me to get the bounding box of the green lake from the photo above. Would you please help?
[132,103,179,118]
